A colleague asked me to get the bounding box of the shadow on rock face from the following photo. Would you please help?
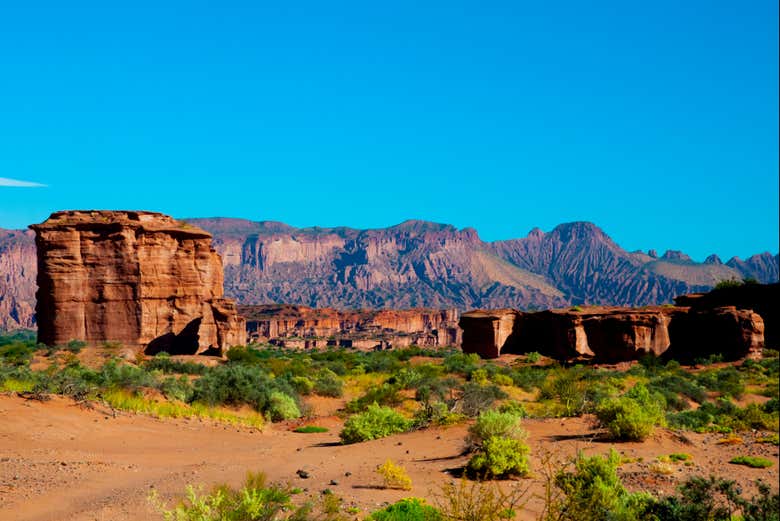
[145,317,202,355]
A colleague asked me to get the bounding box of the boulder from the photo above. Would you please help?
[31,210,245,354]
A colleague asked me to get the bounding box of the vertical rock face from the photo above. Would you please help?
[460,310,519,359]
[31,210,245,353]
[461,303,764,363]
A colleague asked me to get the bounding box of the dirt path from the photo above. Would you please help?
[1,395,777,520]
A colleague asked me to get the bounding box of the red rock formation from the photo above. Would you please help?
[239,305,460,350]
[460,310,518,359]
[674,283,778,348]
[667,307,764,362]
[31,211,245,353]
[461,304,762,363]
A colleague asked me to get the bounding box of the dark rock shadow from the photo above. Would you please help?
[145,318,202,355]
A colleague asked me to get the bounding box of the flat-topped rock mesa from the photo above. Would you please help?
[31,210,245,354]
[240,305,460,350]
[460,285,773,363]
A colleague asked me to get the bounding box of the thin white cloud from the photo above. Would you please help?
[0,177,47,187]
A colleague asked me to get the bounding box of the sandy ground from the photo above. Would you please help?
[0,394,777,521]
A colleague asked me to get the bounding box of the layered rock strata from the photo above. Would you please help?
[461,303,764,363]
[0,229,36,330]
[240,305,460,350]
[32,211,245,354]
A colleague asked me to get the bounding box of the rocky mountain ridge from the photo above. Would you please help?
[0,216,777,330]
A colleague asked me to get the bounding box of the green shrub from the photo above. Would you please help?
[647,476,779,521]
[549,449,652,521]
[730,456,774,469]
[596,383,665,441]
[368,498,442,521]
[145,353,207,375]
[313,369,343,397]
[497,401,527,418]
[443,352,481,376]
[339,403,411,444]
[159,376,193,402]
[0,342,34,367]
[266,391,301,422]
[346,383,402,413]
[492,373,514,386]
[467,409,525,447]
[525,351,541,363]
[293,425,328,433]
[289,376,314,395]
[511,366,548,391]
[412,401,465,429]
[458,382,507,417]
[697,367,745,399]
[467,436,530,478]
[191,364,271,409]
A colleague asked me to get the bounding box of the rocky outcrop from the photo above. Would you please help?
[675,283,778,349]
[0,229,36,330]
[666,307,765,362]
[240,305,460,350]
[461,302,764,363]
[31,211,245,354]
[3,218,778,330]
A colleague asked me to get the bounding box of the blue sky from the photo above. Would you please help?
[1,1,777,261]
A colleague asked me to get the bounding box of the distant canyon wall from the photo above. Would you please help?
[1,216,778,332]
[241,305,460,350]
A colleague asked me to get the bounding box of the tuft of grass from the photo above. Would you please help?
[716,436,743,445]
[668,453,692,462]
[293,425,328,433]
[729,456,774,469]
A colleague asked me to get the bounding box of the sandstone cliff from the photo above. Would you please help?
[460,299,767,363]
[32,211,245,353]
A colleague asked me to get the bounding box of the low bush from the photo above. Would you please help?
[376,459,412,490]
[730,456,774,469]
[457,382,507,417]
[159,376,193,402]
[368,498,441,521]
[545,449,652,520]
[467,436,530,478]
[313,369,343,398]
[596,383,665,441]
[293,425,328,433]
[647,476,780,521]
[346,383,402,413]
[339,403,411,444]
[145,353,207,375]
[467,409,525,448]
[266,391,301,421]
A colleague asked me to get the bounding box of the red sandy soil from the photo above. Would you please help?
[0,394,777,521]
